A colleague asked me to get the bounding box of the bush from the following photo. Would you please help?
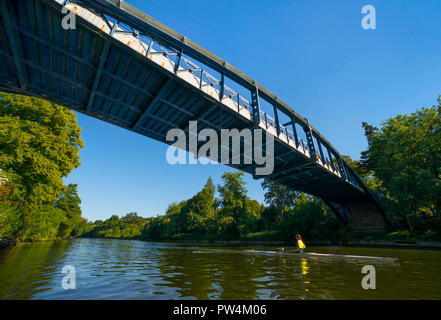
[242,231,282,242]
[276,194,338,240]
[0,204,24,239]
[22,206,64,241]
[386,230,413,241]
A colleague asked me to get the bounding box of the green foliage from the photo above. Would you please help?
[261,179,298,221]
[0,92,85,242]
[83,212,147,239]
[385,229,440,241]
[361,96,441,231]
[180,177,216,234]
[244,199,263,233]
[136,174,263,240]
[0,92,84,207]
[21,206,65,241]
[242,231,282,242]
[71,218,95,237]
[141,216,166,240]
[55,184,82,238]
[0,204,24,239]
[217,172,250,236]
[218,172,247,211]
[276,193,338,240]
[261,206,279,231]
[386,230,414,241]
[135,172,336,242]
[0,184,83,241]
[341,155,383,192]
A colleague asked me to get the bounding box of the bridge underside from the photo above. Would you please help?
[0,0,388,231]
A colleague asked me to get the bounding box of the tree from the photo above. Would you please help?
[163,200,188,236]
[55,184,82,238]
[217,171,248,236]
[243,199,263,233]
[361,96,441,229]
[106,215,120,228]
[278,193,337,240]
[0,92,84,207]
[261,179,298,221]
[141,216,166,240]
[261,206,278,231]
[71,218,95,237]
[337,155,384,193]
[0,170,14,204]
[181,177,216,234]
[21,206,65,241]
[0,204,24,239]
[122,212,144,225]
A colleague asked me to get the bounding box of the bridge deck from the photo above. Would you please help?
[0,0,376,206]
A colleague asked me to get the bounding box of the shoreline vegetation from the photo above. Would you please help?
[1,93,441,250]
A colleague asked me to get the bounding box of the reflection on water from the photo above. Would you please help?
[0,240,72,299]
[0,238,440,299]
[301,258,309,276]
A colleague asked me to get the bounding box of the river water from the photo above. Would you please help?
[0,238,440,299]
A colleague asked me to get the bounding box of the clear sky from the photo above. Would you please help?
[65,0,441,222]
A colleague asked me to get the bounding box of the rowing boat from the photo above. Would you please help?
[244,250,398,262]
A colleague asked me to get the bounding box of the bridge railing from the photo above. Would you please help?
[69,1,280,133]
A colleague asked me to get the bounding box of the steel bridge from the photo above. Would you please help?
[0,0,388,231]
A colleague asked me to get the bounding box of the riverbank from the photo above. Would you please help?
[307,239,441,249]
[3,235,441,251]
[126,237,441,250]
[0,237,73,250]
[0,238,15,249]
[137,229,441,249]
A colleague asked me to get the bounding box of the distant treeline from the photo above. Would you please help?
[79,174,341,242]
[79,96,441,242]
[1,92,441,244]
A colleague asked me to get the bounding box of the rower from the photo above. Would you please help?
[296,234,306,253]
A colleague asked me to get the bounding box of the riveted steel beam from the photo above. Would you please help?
[132,77,174,130]
[87,39,111,111]
[0,0,27,89]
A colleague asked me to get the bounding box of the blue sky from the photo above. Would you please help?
[65,0,441,221]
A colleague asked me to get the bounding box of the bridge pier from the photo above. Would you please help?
[343,202,387,233]
[325,199,388,233]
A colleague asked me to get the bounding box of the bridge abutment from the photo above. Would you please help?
[343,202,387,233]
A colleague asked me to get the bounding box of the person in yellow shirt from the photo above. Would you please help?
[296,234,306,253]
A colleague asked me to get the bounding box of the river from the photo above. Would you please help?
[0,238,440,299]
